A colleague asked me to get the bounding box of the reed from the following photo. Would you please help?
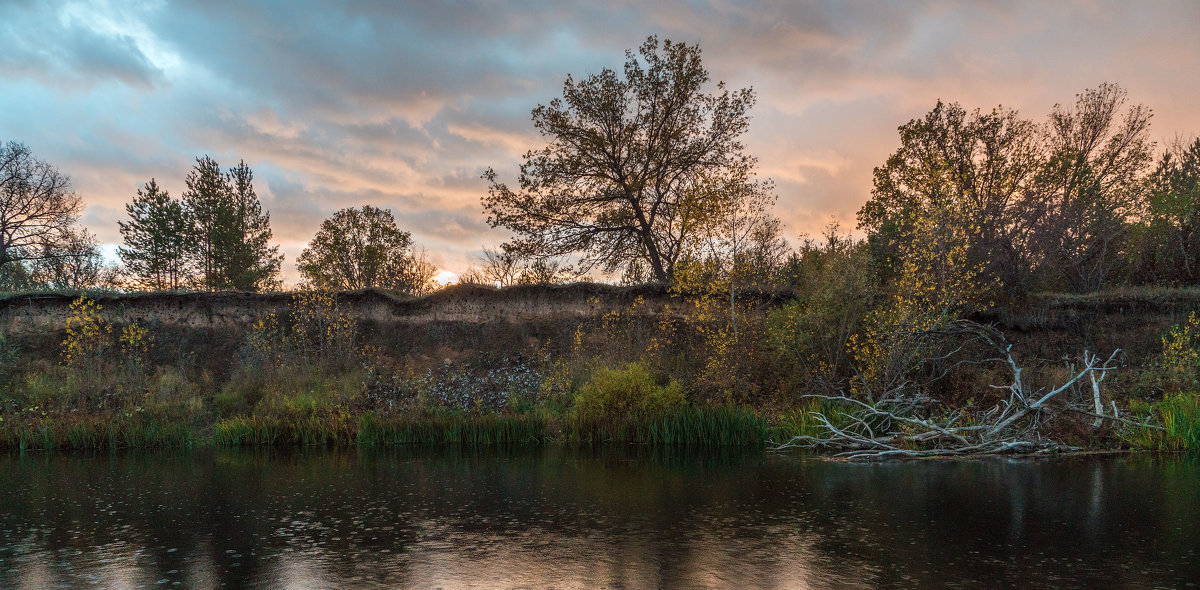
[0,416,196,451]
[356,412,549,446]
[211,414,355,446]
[1161,394,1200,451]
[568,406,767,446]
[1121,394,1200,452]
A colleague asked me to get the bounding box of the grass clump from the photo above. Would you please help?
[1123,394,1200,452]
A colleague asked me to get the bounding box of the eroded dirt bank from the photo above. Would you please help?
[4,284,1199,368]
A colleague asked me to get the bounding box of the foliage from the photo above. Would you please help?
[1153,311,1200,394]
[859,83,1155,296]
[768,226,876,389]
[1030,83,1154,292]
[297,205,437,294]
[24,228,119,291]
[1122,394,1200,452]
[0,141,82,278]
[483,36,760,283]
[182,156,282,291]
[61,297,111,371]
[119,322,152,376]
[119,178,190,290]
[1130,138,1200,284]
[243,290,359,373]
[677,168,786,292]
[1162,312,1200,371]
[850,193,990,398]
[575,362,685,418]
[858,101,1041,295]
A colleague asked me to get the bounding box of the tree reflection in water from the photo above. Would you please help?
[0,448,1197,589]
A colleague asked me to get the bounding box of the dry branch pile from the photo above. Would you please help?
[775,320,1157,459]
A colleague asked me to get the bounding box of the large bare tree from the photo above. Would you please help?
[0,141,82,276]
[1030,83,1154,292]
[483,36,760,283]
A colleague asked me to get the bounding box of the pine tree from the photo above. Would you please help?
[119,178,190,290]
[221,161,282,290]
[181,156,282,291]
[181,156,227,291]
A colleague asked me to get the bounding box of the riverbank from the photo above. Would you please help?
[2,285,1198,455]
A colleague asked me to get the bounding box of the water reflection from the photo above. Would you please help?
[1,447,1197,589]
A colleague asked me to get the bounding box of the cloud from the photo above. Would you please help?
[2,0,1199,285]
[0,1,164,89]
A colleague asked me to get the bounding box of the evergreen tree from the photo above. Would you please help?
[119,178,190,290]
[181,156,227,291]
[221,161,282,291]
[181,156,281,291]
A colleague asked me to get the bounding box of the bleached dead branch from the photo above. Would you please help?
[774,320,1140,459]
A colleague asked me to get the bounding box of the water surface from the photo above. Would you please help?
[1,447,1197,589]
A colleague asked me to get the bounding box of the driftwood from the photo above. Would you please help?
[774,320,1159,459]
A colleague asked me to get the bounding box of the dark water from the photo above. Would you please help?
[0,447,1197,589]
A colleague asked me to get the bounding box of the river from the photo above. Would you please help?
[1,447,1197,589]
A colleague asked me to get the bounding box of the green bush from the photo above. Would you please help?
[575,362,685,418]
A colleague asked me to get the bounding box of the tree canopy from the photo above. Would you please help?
[0,141,82,275]
[181,157,282,291]
[858,83,1155,296]
[297,205,437,294]
[119,178,189,290]
[483,36,762,283]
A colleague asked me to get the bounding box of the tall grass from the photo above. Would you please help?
[1123,394,1200,452]
[212,413,355,446]
[767,397,859,445]
[356,412,548,446]
[0,416,196,451]
[567,406,767,446]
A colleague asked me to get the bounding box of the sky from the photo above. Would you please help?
[3,0,1199,286]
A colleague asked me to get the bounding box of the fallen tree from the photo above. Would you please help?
[775,320,1160,459]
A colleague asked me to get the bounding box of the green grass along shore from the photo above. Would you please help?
[0,406,773,452]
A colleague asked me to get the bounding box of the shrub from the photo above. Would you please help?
[61,297,111,372]
[575,362,685,418]
[1159,312,1200,393]
[240,290,360,373]
[119,322,152,371]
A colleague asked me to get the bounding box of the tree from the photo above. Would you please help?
[119,178,190,290]
[459,246,573,287]
[1029,83,1154,292]
[182,156,226,290]
[0,141,82,276]
[686,169,786,292]
[857,101,1042,296]
[220,161,282,291]
[483,36,760,283]
[27,228,118,291]
[1131,138,1200,284]
[297,205,437,294]
[182,156,282,291]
